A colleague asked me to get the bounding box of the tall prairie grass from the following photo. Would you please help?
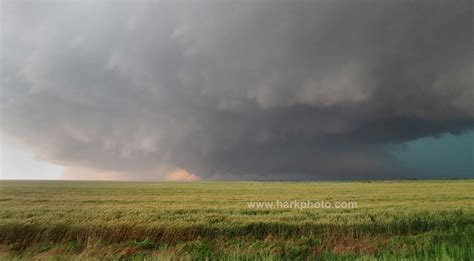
[0,180,473,259]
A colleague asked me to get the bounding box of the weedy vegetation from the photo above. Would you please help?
[0,180,473,260]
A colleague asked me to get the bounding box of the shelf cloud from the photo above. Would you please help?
[1,0,472,180]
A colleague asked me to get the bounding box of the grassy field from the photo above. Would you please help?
[0,180,473,260]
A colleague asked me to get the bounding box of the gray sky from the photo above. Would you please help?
[1,0,473,180]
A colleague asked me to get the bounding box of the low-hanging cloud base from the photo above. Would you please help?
[1,0,473,180]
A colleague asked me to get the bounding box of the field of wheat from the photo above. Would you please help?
[0,180,473,259]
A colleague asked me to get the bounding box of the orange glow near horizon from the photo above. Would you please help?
[165,168,201,181]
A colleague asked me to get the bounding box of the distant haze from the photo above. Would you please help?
[1,0,472,180]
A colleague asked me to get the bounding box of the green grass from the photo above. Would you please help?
[0,180,473,260]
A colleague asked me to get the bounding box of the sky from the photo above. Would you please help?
[1,131,472,180]
[0,0,473,180]
[393,131,473,179]
[0,142,63,180]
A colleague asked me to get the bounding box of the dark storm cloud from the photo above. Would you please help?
[1,0,472,179]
